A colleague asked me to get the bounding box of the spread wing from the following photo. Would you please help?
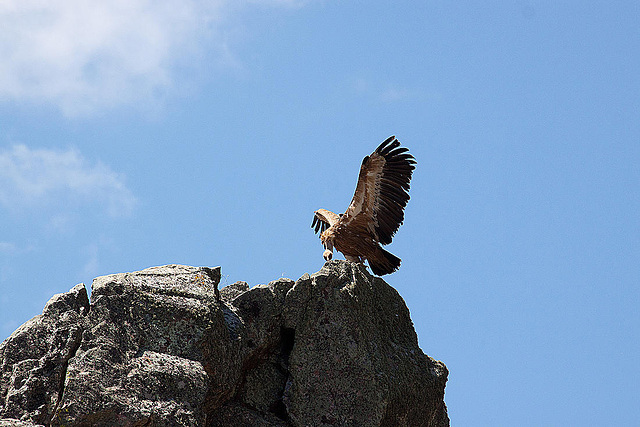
[342,136,416,245]
[311,215,330,235]
[311,209,340,236]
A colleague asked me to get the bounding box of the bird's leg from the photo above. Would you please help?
[323,241,334,261]
[345,255,362,263]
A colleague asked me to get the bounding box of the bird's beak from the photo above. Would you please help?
[323,249,333,261]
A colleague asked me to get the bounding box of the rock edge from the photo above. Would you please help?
[0,261,448,426]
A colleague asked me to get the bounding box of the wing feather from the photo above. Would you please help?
[342,136,416,245]
[311,209,341,237]
[311,215,329,234]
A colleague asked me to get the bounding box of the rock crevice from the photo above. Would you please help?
[0,261,448,426]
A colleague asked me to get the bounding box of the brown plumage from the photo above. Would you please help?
[311,136,416,275]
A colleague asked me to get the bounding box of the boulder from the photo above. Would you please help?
[0,283,88,425]
[0,261,448,426]
[283,262,449,426]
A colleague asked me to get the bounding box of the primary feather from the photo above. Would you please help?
[311,136,416,275]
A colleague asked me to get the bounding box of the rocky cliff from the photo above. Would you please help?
[0,261,448,426]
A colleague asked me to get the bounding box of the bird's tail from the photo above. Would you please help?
[368,247,401,276]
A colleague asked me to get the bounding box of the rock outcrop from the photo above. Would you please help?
[0,261,449,426]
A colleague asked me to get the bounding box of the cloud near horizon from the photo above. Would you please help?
[0,145,136,217]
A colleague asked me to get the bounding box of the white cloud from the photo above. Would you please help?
[0,0,225,115]
[0,145,136,217]
[0,0,313,116]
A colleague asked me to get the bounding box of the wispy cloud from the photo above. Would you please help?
[0,145,136,217]
[0,0,225,116]
[0,0,312,116]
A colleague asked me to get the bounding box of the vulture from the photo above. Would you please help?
[311,136,416,275]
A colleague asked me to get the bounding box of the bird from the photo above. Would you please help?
[311,136,416,275]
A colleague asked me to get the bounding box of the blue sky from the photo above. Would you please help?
[1,1,639,425]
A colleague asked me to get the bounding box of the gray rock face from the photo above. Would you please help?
[0,283,88,426]
[0,261,448,426]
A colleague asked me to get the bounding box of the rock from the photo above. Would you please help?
[0,420,44,427]
[52,265,226,426]
[208,402,290,427]
[219,281,250,302]
[0,283,88,425]
[0,262,449,426]
[283,262,448,426]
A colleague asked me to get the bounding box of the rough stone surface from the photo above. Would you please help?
[283,262,449,426]
[0,420,44,427]
[0,283,88,425]
[219,281,250,302]
[52,265,223,427]
[0,261,448,426]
